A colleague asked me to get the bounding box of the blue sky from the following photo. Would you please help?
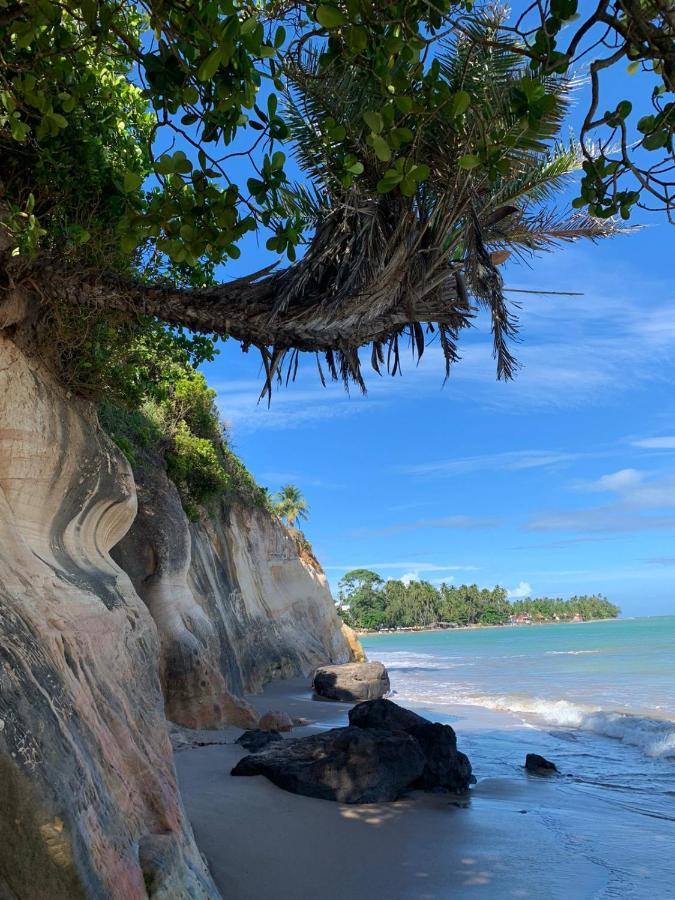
[195,40,675,618]
[202,223,675,617]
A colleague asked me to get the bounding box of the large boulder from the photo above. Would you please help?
[312,661,390,702]
[348,697,427,731]
[258,710,294,732]
[407,722,474,793]
[231,726,425,803]
[349,699,474,794]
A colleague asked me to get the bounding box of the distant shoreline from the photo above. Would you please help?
[355,617,619,637]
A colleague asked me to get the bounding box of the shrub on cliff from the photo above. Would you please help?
[97,330,269,516]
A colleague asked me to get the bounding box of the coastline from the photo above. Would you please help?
[354,615,619,637]
[174,673,674,899]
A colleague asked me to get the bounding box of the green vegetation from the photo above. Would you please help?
[337,570,620,631]
[1,1,665,403]
[97,325,269,519]
[273,484,309,528]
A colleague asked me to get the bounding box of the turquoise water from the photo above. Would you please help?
[360,617,675,896]
[362,616,675,758]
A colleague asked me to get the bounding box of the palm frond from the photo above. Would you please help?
[247,20,623,398]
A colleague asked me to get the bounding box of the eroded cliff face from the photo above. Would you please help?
[0,323,357,897]
[0,334,218,899]
[113,456,353,729]
[188,502,353,694]
[111,459,260,731]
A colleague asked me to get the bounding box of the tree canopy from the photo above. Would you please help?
[273,483,309,526]
[337,569,620,630]
[1,1,669,395]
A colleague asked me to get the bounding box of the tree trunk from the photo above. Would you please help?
[1,202,471,390]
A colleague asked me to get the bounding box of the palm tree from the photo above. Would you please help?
[277,18,620,387]
[47,17,621,394]
[274,484,309,528]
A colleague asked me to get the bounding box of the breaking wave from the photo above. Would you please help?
[460,694,675,760]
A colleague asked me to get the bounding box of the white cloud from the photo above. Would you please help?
[576,468,675,510]
[351,515,499,537]
[257,470,342,489]
[577,468,644,493]
[400,449,578,477]
[632,436,675,450]
[400,572,419,586]
[507,581,532,599]
[531,465,675,534]
[527,506,675,533]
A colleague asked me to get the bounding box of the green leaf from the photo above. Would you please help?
[348,26,367,51]
[643,130,668,151]
[378,168,402,185]
[197,49,223,82]
[410,164,430,182]
[155,155,175,175]
[637,115,656,133]
[240,18,257,35]
[363,111,383,133]
[346,161,364,175]
[450,90,471,117]
[123,172,143,193]
[459,154,480,170]
[371,134,392,162]
[400,175,417,197]
[316,5,348,28]
[48,112,68,130]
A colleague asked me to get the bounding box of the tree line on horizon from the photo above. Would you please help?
[336,569,620,630]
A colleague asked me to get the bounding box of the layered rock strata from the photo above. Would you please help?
[114,464,354,728]
[0,334,217,899]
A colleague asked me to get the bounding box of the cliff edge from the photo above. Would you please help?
[0,331,356,898]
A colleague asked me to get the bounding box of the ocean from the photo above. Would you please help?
[361,616,675,898]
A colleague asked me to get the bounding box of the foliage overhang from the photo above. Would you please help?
[1,0,656,397]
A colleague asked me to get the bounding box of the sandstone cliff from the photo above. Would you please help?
[0,334,217,899]
[113,456,352,729]
[0,332,354,898]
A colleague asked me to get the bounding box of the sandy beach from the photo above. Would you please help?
[173,675,673,900]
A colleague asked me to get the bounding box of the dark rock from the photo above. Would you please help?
[231,725,425,803]
[349,698,474,793]
[312,661,390,702]
[408,722,474,793]
[236,729,284,752]
[525,753,558,774]
[348,697,428,731]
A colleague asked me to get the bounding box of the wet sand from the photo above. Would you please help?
[173,677,637,900]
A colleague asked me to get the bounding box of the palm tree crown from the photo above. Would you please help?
[267,16,622,391]
[274,484,309,528]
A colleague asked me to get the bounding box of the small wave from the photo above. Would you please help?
[462,695,675,760]
[545,649,601,656]
[375,651,465,671]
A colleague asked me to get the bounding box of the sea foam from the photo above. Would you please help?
[461,694,675,759]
